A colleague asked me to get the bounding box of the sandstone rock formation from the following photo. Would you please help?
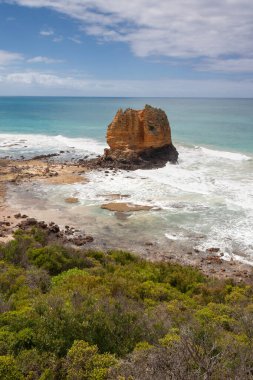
[107,104,172,151]
[101,105,178,169]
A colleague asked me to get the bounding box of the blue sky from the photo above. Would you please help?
[0,0,253,97]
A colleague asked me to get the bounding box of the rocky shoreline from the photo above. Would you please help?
[82,143,178,171]
[0,155,252,284]
[0,157,89,244]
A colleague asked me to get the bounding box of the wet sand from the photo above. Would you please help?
[0,157,252,284]
[0,158,88,241]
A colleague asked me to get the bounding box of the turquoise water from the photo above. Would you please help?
[0,97,252,264]
[0,97,252,154]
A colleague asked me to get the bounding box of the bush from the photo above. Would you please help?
[27,245,83,275]
[0,230,253,379]
[16,349,57,379]
[0,355,23,380]
[0,235,35,267]
[64,340,117,380]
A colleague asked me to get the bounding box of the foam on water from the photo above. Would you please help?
[198,146,251,161]
[0,133,105,158]
[1,131,253,264]
[70,143,252,262]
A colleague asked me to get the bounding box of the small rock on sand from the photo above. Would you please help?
[101,202,153,212]
[65,197,79,204]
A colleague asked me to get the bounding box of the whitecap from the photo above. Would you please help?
[0,132,105,158]
[198,146,251,161]
[165,233,184,241]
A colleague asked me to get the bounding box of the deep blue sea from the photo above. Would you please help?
[0,97,252,263]
[0,97,252,154]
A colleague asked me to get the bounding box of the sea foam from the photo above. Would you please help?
[197,146,251,161]
[1,134,253,264]
[0,133,105,158]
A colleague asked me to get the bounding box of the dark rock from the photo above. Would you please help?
[207,247,220,253]
[38,221,48,229]
[49,224,60,233]
[25,218,37,226]
[32,153,59,160]
[82,144,178,171]
[85,235,94,243]
[13,216,94,248]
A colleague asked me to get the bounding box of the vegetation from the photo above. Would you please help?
[0,227,253,379]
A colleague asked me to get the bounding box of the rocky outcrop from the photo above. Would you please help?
[107,104,172,151]
[17,218,94,246]
[101,105,178,170]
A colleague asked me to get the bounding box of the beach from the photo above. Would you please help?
[0,97,253,282]
[0,154,252,283]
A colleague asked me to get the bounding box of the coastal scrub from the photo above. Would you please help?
[0,226,253,379]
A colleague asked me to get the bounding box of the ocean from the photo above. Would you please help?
[0,97,252,263]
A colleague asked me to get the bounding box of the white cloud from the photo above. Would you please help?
[2,71,77,86]
[52,36,63,43]
[68,36,82,44]
[27,56,63,64]
[40,28,54,36]
[0,70,252,97]
[198,58,253,73]
[0,50,23,65]
[5,0,253,70]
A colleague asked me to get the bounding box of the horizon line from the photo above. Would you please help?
[0,96,253,100]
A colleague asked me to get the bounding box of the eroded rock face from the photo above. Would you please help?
[107,104,172,151]
[102,105,178,169]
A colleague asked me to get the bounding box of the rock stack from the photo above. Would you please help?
[84,105,178,170]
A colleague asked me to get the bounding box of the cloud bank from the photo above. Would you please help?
[0,50,23,65]
[0,70,252,97]
[4,0,253,72]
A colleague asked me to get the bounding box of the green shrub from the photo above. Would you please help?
[64,340,117,380]
[0,355,23,380]
[27,245,82,275]
[0,230,253,379]
[16,349,57,379]
[0,235,35,267]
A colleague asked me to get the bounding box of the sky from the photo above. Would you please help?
[0,0,253,97]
